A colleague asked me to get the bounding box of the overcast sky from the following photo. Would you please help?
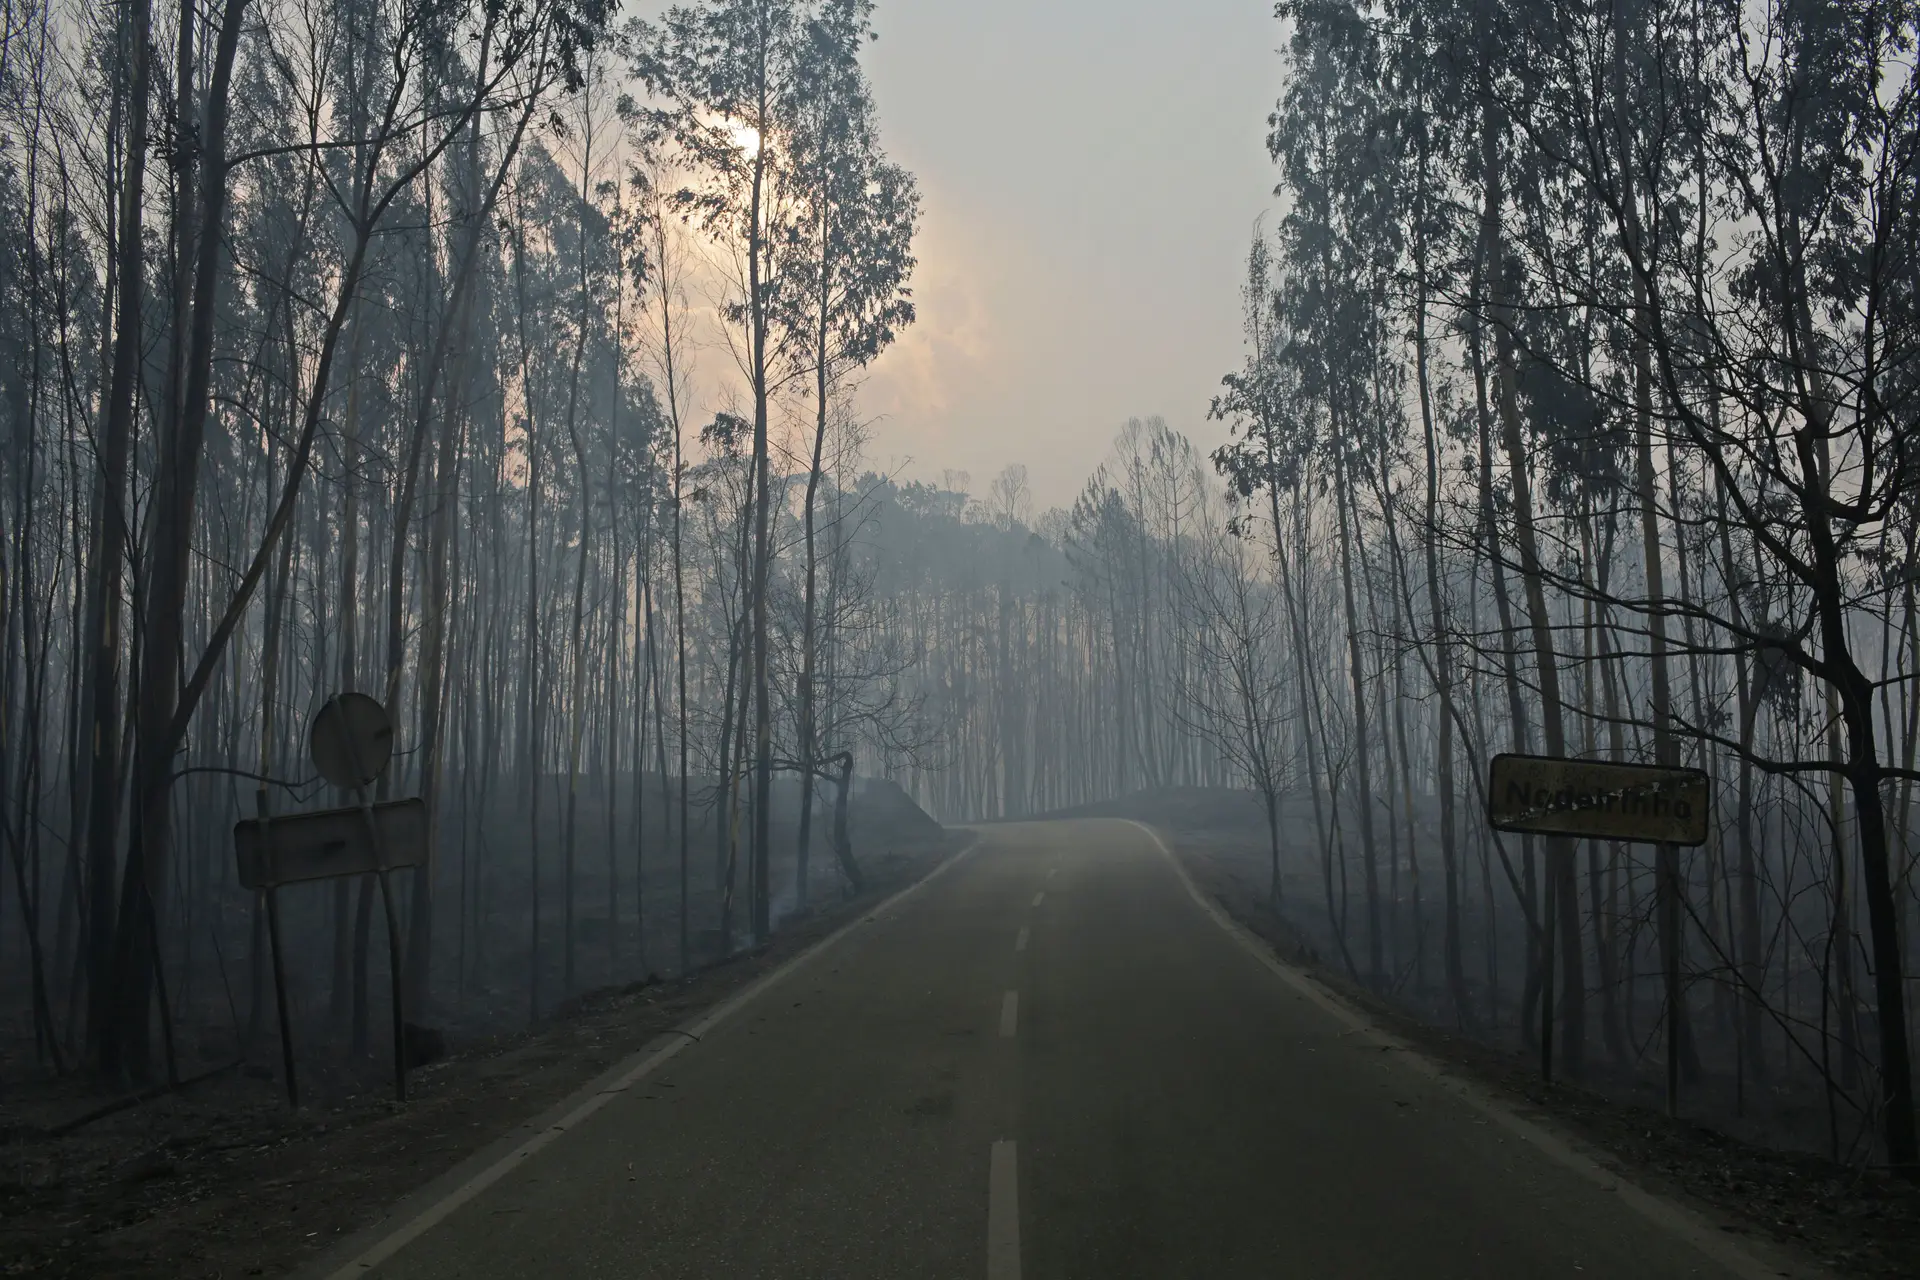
[849,1,1284,509]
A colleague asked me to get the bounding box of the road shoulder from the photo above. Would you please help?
[1139,819,1919,1279]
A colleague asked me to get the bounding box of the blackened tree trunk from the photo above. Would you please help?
[84,0,152,1072]
[1330,428,1383,985]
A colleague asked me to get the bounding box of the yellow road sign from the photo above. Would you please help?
[1487,753,1710,846]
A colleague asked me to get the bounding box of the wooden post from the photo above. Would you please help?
[346,728,407,1103]
[254,793,300,1108]
[1661,839,1681,1117]
[376,868,407,1102]
[262,885,298,1108]
[1540,858,1556,1083]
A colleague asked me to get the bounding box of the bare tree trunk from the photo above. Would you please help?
[674,448,689,976]
[1468,250,1541,1046]
[83,0,152,1072]
[406,54,513,1019]
[795,194,832,908]
[1412,219,1470,1026]
[331,322,367,1037]
[514,200,546,1021]
[410,356,466,1016]
[114,0,252,1079]
[1276,481,1353,976]
[646,197,694,978]
[746,25,775,946]
[1579,508,1629,1066]
[560,124,595,997]
[1488,249,1584,1075]
[1330,431,1383,985]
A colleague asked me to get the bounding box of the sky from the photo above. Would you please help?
[849,0,1285,510]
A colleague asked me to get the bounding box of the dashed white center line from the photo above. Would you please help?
[1031,891,1045,907]
[987,1140,1021,1279]
[1015,925,1029,952]
[1046,868,1056,880]
[999,991,1019,1038]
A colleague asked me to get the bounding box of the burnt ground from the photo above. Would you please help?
[1050,788,1920,1279]
[0,842,955,1280]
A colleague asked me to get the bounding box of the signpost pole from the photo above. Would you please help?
[262,883,299,1108]
[253,793,301,1109]
[375,867,408,1103]
[1486,753,1711,1104]
[235,695,422,1109]
[1540,861,1556,1084]
[1661,839,1681,1117]
[346,742,407,1105]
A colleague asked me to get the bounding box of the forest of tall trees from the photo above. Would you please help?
[969,0,1916,1173]
[883,0,1920,1173]
[879,0,1920,1174]
[2,0,1917,1181]
[0,0,932,1090]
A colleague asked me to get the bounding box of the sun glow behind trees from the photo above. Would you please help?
[0,0,921,1090]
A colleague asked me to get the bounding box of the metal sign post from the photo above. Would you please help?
[234,695,424,1106]
[312,694,411,1105]
[253,797,300,1109]
[1488,753,1710,1107]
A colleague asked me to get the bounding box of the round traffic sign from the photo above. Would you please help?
[309,692,394,789]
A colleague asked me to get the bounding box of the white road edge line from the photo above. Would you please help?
[999,990,1020,1038]
[1122,819,1816,1280]
[1015,925,1030,953]
[987,1139,1021,1280]
[311,837,984,1280]
[1031,891,1045,907]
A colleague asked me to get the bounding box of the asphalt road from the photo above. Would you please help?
[333,819,1791,1279]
